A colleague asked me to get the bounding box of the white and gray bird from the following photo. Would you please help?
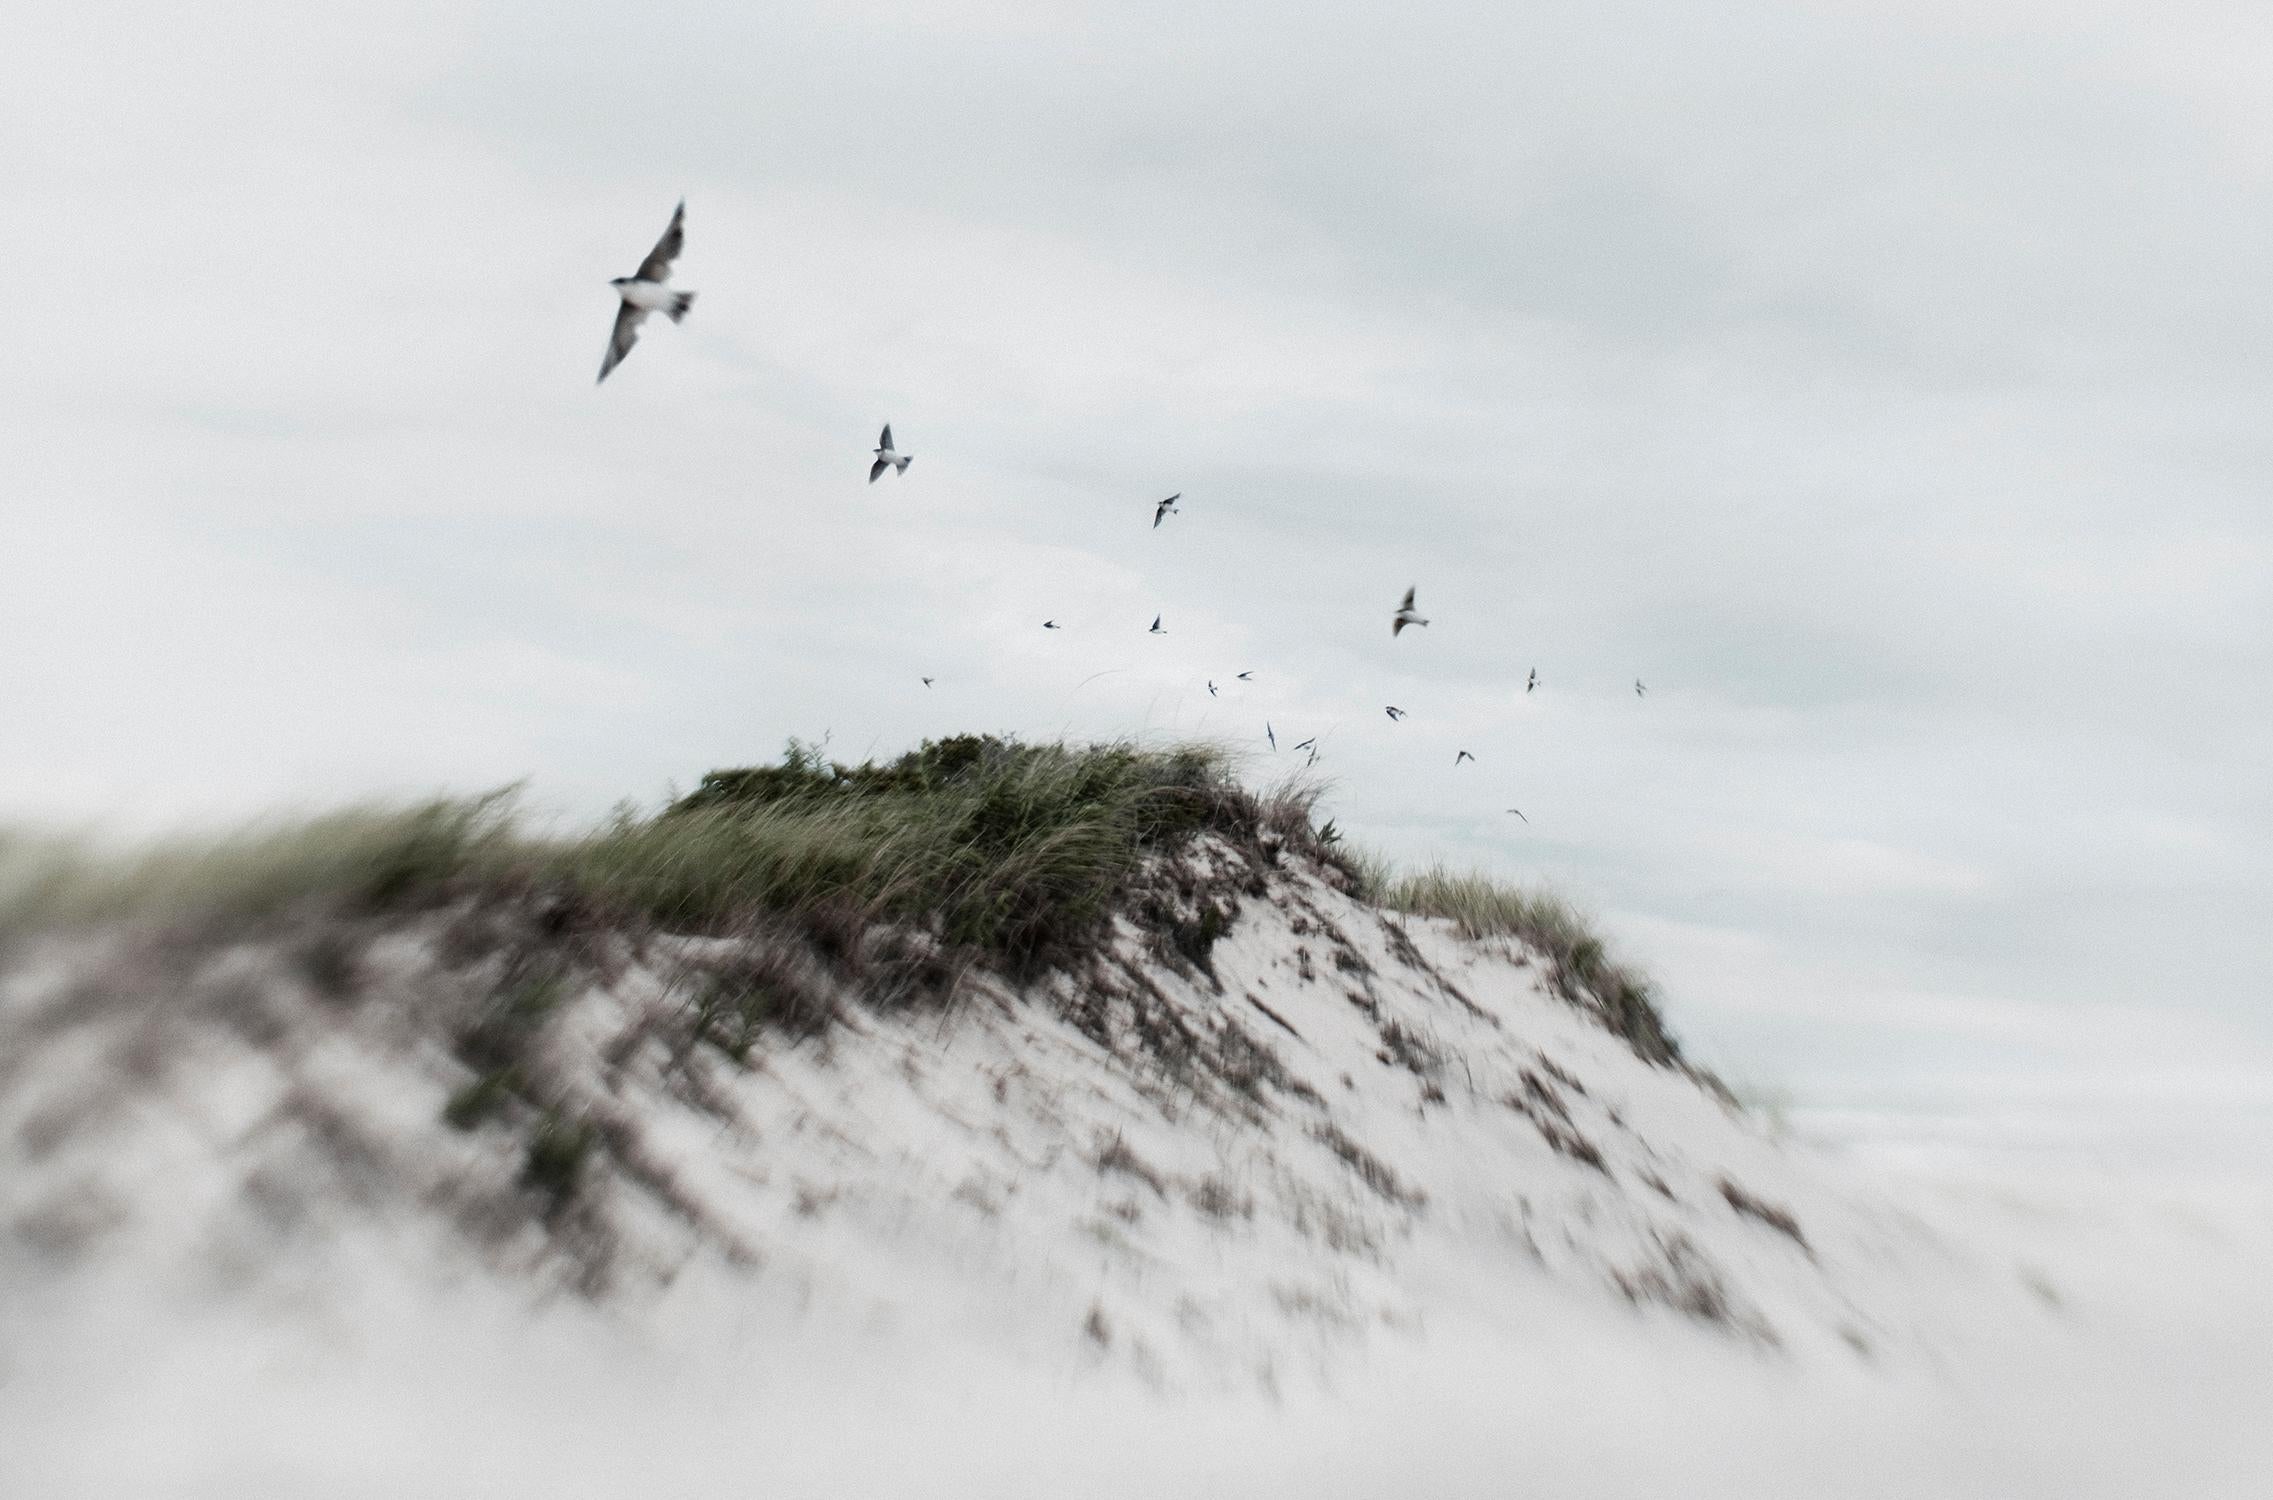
[1392,586,1429,636]
[1454,750,1474,765]
[1207,680,1218,697]
[1043,619,1061,630]
[1384,705,1405,721]
[1291,736,1316,752]
[922,677,934,687]
[1635,679,1647,698]
[598,200,696,384]
[1149,614,1166,635]
[1506,808,1529,823]
[1236,670,1253,681]
[1526,668,1537,694]
[1266,722,1277,751]
[869,425,912,484]
[1153,493,1181,528]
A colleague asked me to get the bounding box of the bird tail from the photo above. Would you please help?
[668,291,696,323]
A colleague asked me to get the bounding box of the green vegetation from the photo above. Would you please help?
[1366,863,1684,1066]
[520,1110,598,1208]
[558,735,1305,974]
[0,793,521,932]
[0,736,1679,1067]
[0,736,1325,977]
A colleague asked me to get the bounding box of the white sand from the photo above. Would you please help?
[4,848,2267,1497]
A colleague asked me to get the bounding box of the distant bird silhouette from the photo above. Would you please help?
[1526,669,1537,694]
[1506,808,1529,823]
[922,677,934,687]
[1454,750,1474,765]
[1153,493,1180,528]
[1291,737,1316,752]
[1635,679,1647,698]
[1384,706,1405,721]
[1236,671,1253,681]
[1043,619,1061,630]
[868,424,911,483]
[598,200,695,384]
[1305,749,1319,767]
[1266,722,1277,751]
[1207,680,1218,697]
[1392,586,1429,637]
[1149,614,1166,635]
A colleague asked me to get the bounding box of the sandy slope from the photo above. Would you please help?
[3,842,2268,1496]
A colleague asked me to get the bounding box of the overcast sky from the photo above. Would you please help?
[4,0,2269,1119]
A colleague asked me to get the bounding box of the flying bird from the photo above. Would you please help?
[1392,586,1429,637]
[1043,619,1061,630]
[1526,669,1537,694]
[1454,750,1474,765]
[868,425,912,484]
[1384,706,1405,721]
[1207,680,1218,697]
[1304,749,1318,768]
[1266,722,1277,751]
[922,677,934,687]
[1236,671,1253,681]
[1506,808,1529,823]
[1153,493,1181,528]
[1149,614,1166,635]
[1635,679,1647,698]
[1291,737,1316,752]
[598,200,696,384]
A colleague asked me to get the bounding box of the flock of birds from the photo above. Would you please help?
[597,201,1655,827]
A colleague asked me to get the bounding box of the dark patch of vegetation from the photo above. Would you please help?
[454,970,564,1079]
[1376,1019,1442,1078]
[521,1111,597,1210]
[565,736,1319,981]
[1370,866,1687,1068]
[1534,1053,1586,1096]
[687,945,832,1062]
[1312,1123,1425,1207]
[442,1068,519,1131]
[5,735,1692,1077]
[294,928,364,1001]
[1186,1174,1254,1220]
[1165,898,1235,976]
[0,794,521,933]
[1515,1067,1573,1124]
[1059,952,1317,1112]
[1245,993,1302,1040]
[1531,1116,1610,1176]
[1613,1232,1739,1330]
[3,739,1333,994]
[1717,1177,1809,1251]
[1095,1133,1170,1198]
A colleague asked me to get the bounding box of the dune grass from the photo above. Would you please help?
[0,736,1324,980]
[550,735,1314,974]
[0,735,1681,1064]
[1365,862,1684,1066]
[0,793,525,933]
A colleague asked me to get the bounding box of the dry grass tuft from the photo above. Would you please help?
[1370,865,1684,1067]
